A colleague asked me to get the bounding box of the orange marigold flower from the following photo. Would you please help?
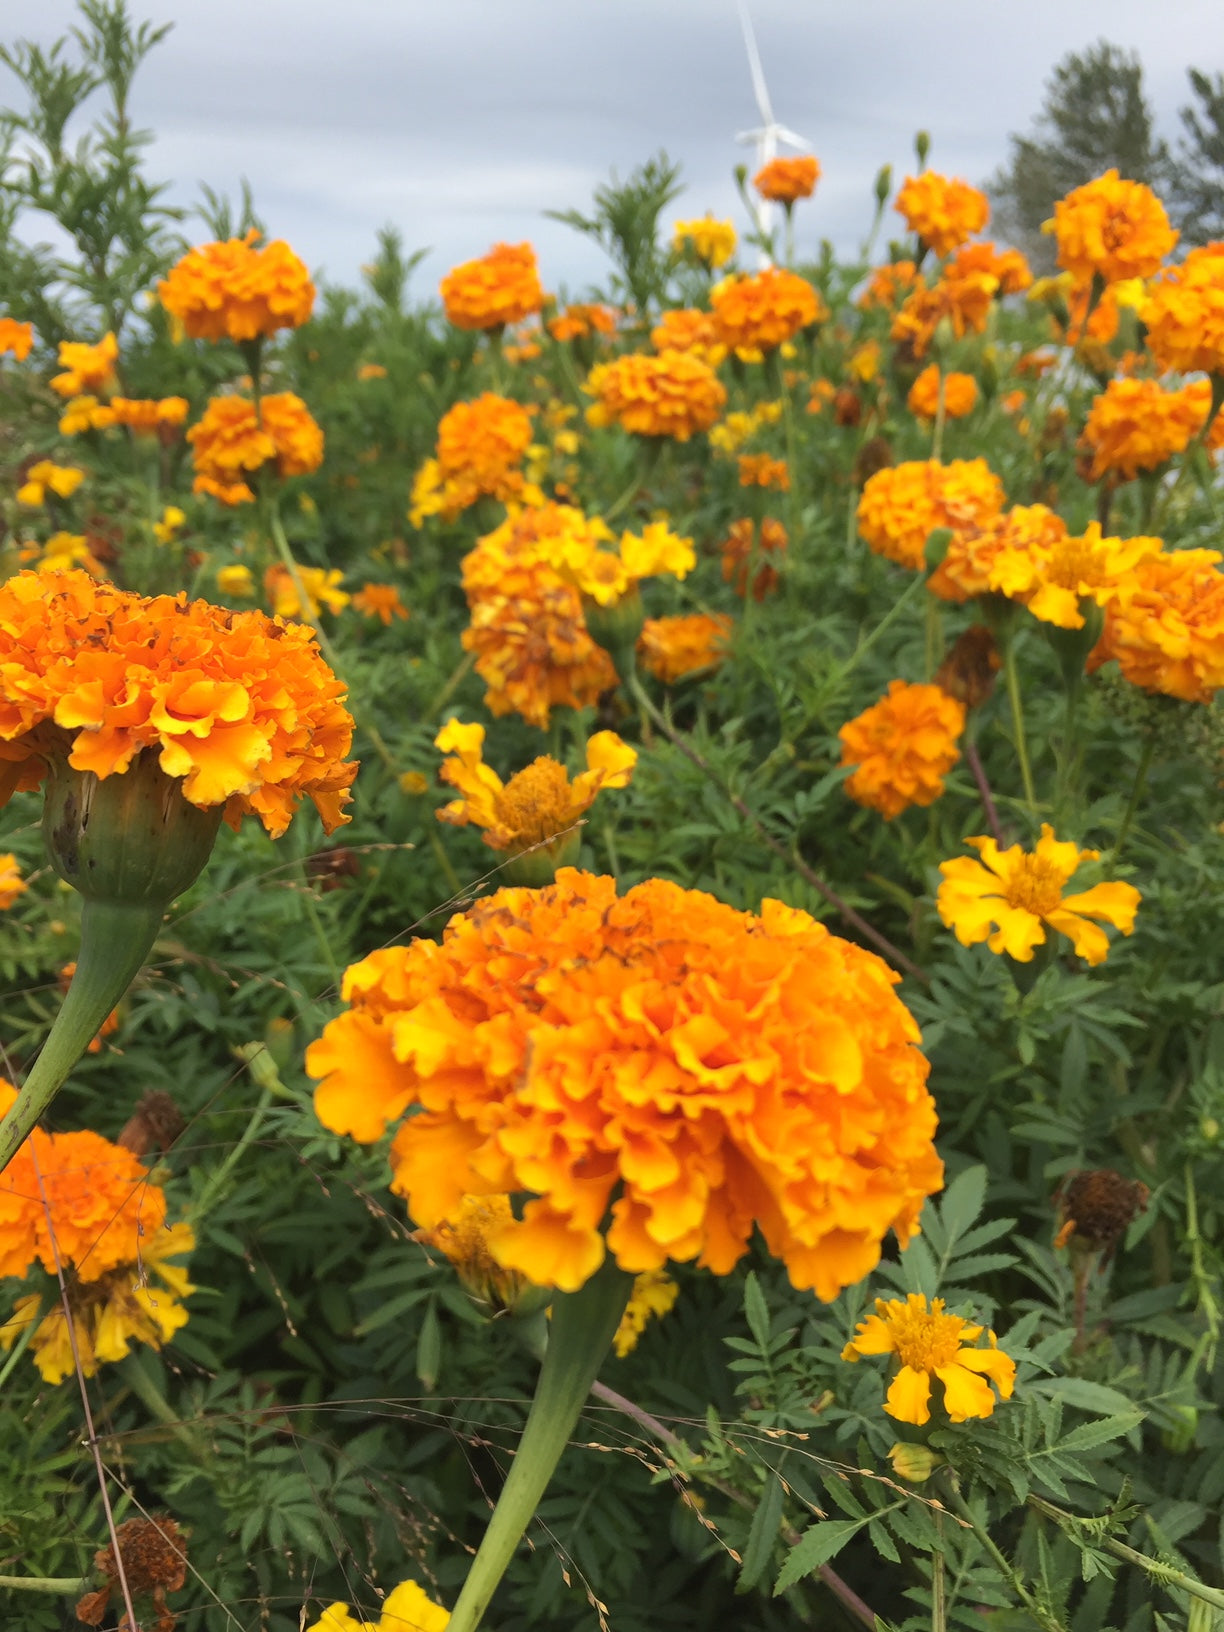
[938,824,1140,965]
[754,155,820,204]
[838,680,965,819]
[858,260,920,310]
[807,378,836,414]
[547,303,617,342]
[1080,377,1212,481]
[410,392,538,525]
[584,349,726,440]
[1141,244,1224,376]
[0,318,34,360]
[107,396,190,434]
[857,458,1004,570]
[158,231,315,342]
[711,268,826,355]
[737,452,790,490]
[894,173,989,258]
[440,241,544,331]
[1047,170,1176,286]
[188,393,323,504]
[842,1294,1015,1424]
[351,583,408,625]
[461,505,616,728]
[434,718,635,854]
[672,215,737,269]
[50,333,118,398]
[722,517,788,600]
[0,568,356,835]
[0,1079,166,1282]
[891,268,997,359]
[650,307,726,365]
[928,504,1068,604]
[907,365,978,420]
[0,854,26,909]
[1091,547,1224,702]
[989,521,1162,630]
[638,612,733,683]
[945,241,1033,296]
[356,362,387,380]
[308,869,943,1298]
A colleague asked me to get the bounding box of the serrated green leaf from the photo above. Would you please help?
[774,1517,870,1593]
[743,1271,771,1352]
[737,1470,784,1591]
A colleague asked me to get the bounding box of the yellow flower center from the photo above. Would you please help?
[1046,535,1106,588]
[887,1300,969,1372]
[1002,853,1065,919]
[493,758,575,848]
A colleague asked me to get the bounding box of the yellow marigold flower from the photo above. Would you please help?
[988,521,1161,630]
[356,362,388,380]
[1091,547,1224,702]
[461,505,617,728]
[585,349,726,441]
[1141,244,1224,376]
[352,583,408,625]
[842,1294,1015,1425]
[927,504,1067,605]
[416,1193,531,1313]
[158,231,315,342]
[937,824,1140,965]
[722,517,788,601]
[306,1578,450,1632]
[710,268,825,355]
[108,396,190,434]
[858,260,919,310]
[37,531,102,574]
[152,505,186,544]
[1,1219,195,1385]
[614,1269,679,1357]
[637,612,732,683]
[547,302,618,342]
[907,365,977,420]
[848,339,882,382]
[1047,170,1176,286]
[708,402,780,453]
[264,563,349,621]
[49,332,118,398]
[894,173,989,258]
[737,452,789,490]
[435,718,635,855]
[410,392,538,524]
[216,563,256,598]
[399,770,429,796]
[440,241,544,331]
[838,680,965,820]
[753,155,820,204]
[188,392,323,504]
[1080,377,1212,481]
[0,854,26,909]
[16,460,86,507]
[857,458,1004,570]
[672,214,737,269]
[308,869,943,1298]
[650,306,726,366]
[0,568,356,835]
[58,394,115,435]
[0,318,34,360]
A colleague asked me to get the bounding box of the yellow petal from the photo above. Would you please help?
[884,1364,932,1425]
[935,1360,1000,1422]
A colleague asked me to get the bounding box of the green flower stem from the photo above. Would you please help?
[0,1574,91,1594]
[446,1261,633,1632]
[1107,736,1155,866]
[1028,1495,1224,1611]
[840,570,927,681]
[947,1489,1066,1632]
[188,1081,275,1224]
[1001,636,1037,815]
[0,900,164,1174]
[0,1292,41,1390]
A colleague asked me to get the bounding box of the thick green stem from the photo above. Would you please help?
[446,1262,632,1632]
[0,900,163,1173]
[1107,736,1155,866]
[0,1574,91,1594]
[1001,638,1037,814]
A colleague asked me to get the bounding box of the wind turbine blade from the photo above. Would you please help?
[737,0,775,127]
[774,126,810,150]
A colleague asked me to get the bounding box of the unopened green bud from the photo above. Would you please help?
[874,164,892,207]
[914,131,930,168]
[888,1442,942,1483]
[583,584,645,687]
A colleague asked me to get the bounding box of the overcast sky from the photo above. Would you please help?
[2,0,1219,303]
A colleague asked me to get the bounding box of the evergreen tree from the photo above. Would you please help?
[989,41,1167,272]
[1164,69,1224,245]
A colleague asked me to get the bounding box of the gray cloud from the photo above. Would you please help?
[2,0,1219,299]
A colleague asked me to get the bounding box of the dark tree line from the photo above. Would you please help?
[989,41,1224,271]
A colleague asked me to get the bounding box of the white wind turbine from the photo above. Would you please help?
[734,0,811,257]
